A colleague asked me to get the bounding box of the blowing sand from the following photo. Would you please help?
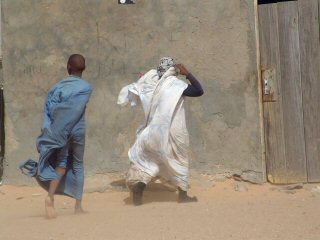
[1,177,320,240]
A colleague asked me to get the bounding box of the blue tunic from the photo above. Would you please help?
[20,76,92,200]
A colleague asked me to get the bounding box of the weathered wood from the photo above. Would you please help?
[298,0,320,182]
[277,1,307,183]
[0,88,3,181]
[258,4,287,183]
[259,0,320,183]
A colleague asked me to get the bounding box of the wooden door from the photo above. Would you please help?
[258,0,320,183]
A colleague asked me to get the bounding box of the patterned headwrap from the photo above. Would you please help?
[157,57,175,77]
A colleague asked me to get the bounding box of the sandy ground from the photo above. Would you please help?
[1,177,320,240]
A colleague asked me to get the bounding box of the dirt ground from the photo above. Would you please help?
[1,176,320,240]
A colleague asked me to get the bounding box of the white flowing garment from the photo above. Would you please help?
[117,67,190,190]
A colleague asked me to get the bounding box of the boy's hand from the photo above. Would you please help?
[175,64,189,76]
[139,72,146,77]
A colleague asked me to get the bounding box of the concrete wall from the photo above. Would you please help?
[2,0,264,184]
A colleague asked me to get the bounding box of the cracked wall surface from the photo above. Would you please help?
[2,0,264,184]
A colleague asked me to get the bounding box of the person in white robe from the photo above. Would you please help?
[118,57,203,205]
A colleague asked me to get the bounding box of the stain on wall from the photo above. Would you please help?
[2,0,264,184]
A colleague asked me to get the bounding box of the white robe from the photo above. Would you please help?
[117,67,189,190]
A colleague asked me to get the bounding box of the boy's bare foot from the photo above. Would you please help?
[45,196,56,219]
[75,207,88,214]
[75,200,87,214]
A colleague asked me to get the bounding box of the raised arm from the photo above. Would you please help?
[175,64,204,97]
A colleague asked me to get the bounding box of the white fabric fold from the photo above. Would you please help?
[118,67,190,190]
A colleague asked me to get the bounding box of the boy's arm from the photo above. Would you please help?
[175,64,204,97]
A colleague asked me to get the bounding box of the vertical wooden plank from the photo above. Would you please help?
[298,0,320,182]
[258,4,287,183]
[0,88,3,181]
[277,1,307,183]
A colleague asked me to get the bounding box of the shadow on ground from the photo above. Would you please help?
[110,179,180,205]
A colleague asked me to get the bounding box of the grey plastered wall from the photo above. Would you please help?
[2,0,264,184]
